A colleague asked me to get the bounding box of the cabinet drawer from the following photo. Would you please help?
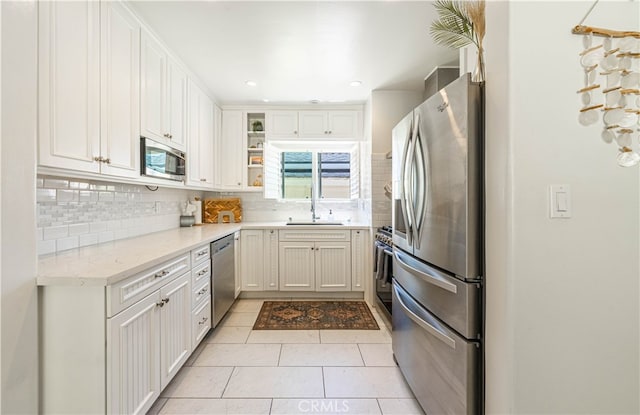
[107,254,190,317]
[191,244,210,266]
[279,229,351,242]
[192,299,211,348]
[192,279,210,311]
[192,260,211,287]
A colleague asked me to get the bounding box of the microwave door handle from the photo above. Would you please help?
[393,283,456,349]
[399,125,414,245]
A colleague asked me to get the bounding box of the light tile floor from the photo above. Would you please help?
[148,299,424,415]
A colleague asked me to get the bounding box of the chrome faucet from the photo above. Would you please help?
[310,186,320,222]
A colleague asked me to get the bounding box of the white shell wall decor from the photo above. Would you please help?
[574,23,640,167]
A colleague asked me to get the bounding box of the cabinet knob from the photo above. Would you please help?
[163,133,170,138]
[237,182,241,185]
[104,158,111,164]
[200,178,206,182]
[324,131,328,134]
[328,130,332,134]
[293,130,298,134]
[93,156,102,162]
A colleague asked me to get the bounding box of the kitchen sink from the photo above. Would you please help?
[286,221,344,226]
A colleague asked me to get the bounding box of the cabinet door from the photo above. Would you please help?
[234,231,242,298]
[264,230,279,291]
[192,298,211,349]
[240,230,264,291]
[100,1,141,179]
[315,241,352,291]
[159,273,192,389]
[187,81,214,188]
[350,230,367,292]
[327,111,360,139]
[279,242,315,291]
[38,1,101,173]
[298,111,328,138]
[166,58,188,151]
[266,111,298,139]
[107,291,161,415]
[140,32,166,142]
[199,93,215,187]
[218,110,244,189]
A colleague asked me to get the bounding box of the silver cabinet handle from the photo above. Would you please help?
[293,130,297,134]
[200,178,206,182]
[198,268,208,276]
[156,298,169,307]
[394,250,457,293]
[154,270,170,279]
[198,316,209,325]
[197,251,208,257]
[393,283,456,349]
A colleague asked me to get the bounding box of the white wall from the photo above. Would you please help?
[485,1,639,413]
[370,90,423,154]
[1,1,38,413]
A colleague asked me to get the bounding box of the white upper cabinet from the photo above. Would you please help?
[298,110,360,139]
[217,110,244,190]
[39,1,141,179]
[100,1,141,179]
[38,1,101,173]
[266,110,361,140]
[186,81,214,188]
[266,111,298,139]
[141,32,188,151]
[167,60,188,151]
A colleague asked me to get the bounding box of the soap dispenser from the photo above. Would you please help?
[328,209,334,221]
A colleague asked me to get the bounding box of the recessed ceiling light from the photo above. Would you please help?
[245,80,257,87]
[328,100,346,103]
[349,80,363,87]
[262,99,270,103]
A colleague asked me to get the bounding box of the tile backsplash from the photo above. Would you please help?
[37,176,203,255]
[371,153,392,229]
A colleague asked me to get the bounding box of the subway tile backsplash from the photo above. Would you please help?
[37,175,203,256]
[371,154,392,229]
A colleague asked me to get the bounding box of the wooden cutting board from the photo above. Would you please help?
[203,198,242,223]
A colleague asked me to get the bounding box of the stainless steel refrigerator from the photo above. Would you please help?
[391,73,483,415]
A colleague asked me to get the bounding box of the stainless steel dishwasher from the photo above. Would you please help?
[211,234,235,327]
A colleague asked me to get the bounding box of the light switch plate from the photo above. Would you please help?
[549,184,571,218]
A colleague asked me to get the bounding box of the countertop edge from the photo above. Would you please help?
[37,222,370,287]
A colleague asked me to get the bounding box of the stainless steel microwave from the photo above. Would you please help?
[140,137,186,181]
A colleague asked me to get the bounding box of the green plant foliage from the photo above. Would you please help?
[429,0,477,49]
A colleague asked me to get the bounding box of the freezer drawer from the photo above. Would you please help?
[392,281,480,415]
[393,248,481,339]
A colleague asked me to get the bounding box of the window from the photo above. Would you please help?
[264,142,359,200]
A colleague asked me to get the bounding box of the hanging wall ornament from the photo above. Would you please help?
[572,0,640,167]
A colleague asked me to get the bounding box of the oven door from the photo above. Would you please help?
[142,138,185,181]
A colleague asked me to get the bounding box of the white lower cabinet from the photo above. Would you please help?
[278,229,352,292]
[234,231,242,297]
[40,246,220,415]
[279,241,316,291]
[108,271,191,414]
[159,274,192,389]
[108,290,161,415]
[350,229,368,292]
[240,229,279,291]
[315,241,352,291]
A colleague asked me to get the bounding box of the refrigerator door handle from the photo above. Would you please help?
[393,283,456,349]
[394,249,458,294]
[400,124,415,245]
[406,124,418,245]
[411,116,427,249]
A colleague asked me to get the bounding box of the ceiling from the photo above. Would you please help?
[130,1,458,105]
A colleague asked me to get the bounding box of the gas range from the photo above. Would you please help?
[375,226,393,247]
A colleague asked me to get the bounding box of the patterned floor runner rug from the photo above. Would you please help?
[252,301,380,330]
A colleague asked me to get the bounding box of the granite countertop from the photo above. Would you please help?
[37,221,371,287]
